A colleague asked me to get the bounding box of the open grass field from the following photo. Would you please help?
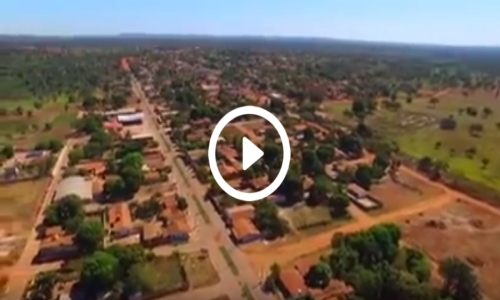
[0,178,50,234]
[400,200,500,300]
[181,250,220,289]
[324,89,500,191]
[0,95,78,148]
[369,172,445,215]
[134,254,187,293]
[275,204,352,244]
[284,204,335,231]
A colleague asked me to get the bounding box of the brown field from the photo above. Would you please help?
[0,178,50,234]
[181,251,220,289]
[401,200,500,300]
[369,172,444,214]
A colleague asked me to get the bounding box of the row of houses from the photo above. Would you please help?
[37,180,192,262]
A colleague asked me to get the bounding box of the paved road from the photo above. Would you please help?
[4,142,72,300]
[130,76,274,300]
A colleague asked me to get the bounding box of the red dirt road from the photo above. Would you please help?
[245,163,500,275]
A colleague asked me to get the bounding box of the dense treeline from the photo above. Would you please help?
[0,48,127,100]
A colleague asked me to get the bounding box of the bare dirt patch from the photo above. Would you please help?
[181,250,220,289]
[0,178,50,234]
[369,172,444,214]
[401,200,500,300]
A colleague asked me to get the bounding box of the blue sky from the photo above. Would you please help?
[0,0,496,46]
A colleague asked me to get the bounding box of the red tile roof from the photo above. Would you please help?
[279,268,308,297]
[108,203,132,230]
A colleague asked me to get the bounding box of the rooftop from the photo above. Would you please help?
[75,160,106,175]
[107,203,132,231]
[232,217,260,241]
[161,193,191,234]
[54,176,92,201]
[347,183,368,198]
[279,268,308,297]
[117,112,145,123]
[227,204,255,220]
[142,221,163,241]
[142,149,165,169]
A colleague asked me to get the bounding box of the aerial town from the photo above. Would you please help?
[0,37,499,300]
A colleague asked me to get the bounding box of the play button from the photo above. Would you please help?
[208,106,291,202]
[242,137,263,170]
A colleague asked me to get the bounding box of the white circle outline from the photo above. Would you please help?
[208,106,291,202]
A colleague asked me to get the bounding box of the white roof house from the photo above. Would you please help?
[117,113,145,124]
[54,176,92,201]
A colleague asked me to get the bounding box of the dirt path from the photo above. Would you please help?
[247,160,500,274]
[3,141,73,299]
[245,191,455,274]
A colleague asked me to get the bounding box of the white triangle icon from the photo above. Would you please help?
[242,137,264,170]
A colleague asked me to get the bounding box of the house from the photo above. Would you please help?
[117,112,144,125]
[141,222,168,247]
[226,205,261,244]
[231,217,261,244]
[92,177,105,200]
[103,118,123,135]
[190,117,211,128]
[218,162,239,180]
[75,160,106,176]
[142,149,165,171]
[104,108,138,117]
[347,183,368,199]
[35,235,79,263]
[54,176,92,202]
[107,203,136,239]
[278,268,309,300]
[161,194,191,244]
[131,132,155,143]
[42,225,64,239]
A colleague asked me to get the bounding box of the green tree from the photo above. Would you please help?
[439,257,482,300]
[263,142,281,168]
[105,244,147,279]
[68,148,84,166]
[354,164,374,190]
[0,144,14,159]
[44,194,84,231]
[120,152,143,170]
[373,151,391,171]
[278,165,303,203]
[75,220,105,253]
[316,143,335,164]
[328,184,350,216]
[305,261,332,288]
[254,200,288,239]
[307,175,332,206]
[103,177,126,199]
[25,271,57,300]
[301,148,324,175]
[177,196,188,211]
[80,251,118,292]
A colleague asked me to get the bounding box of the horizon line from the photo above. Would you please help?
[0,33,499,48]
